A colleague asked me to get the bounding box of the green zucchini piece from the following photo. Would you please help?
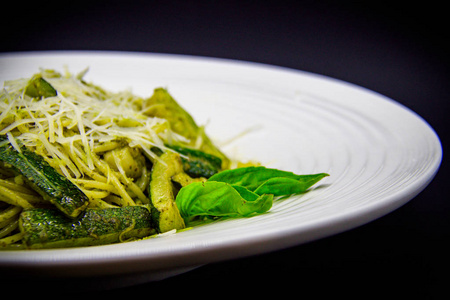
[25,75,57,98]
[0,135,89,218]
[19,206,155,249]
[148,151,186,233]
[143,88,199,143]
[143,88,230,169]
[168,145,222,178]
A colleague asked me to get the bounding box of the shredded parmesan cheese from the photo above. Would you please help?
[0,68,186,206]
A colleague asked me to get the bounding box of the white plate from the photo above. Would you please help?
[0,51,442,283]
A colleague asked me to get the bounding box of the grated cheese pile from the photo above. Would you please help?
[0,68,188,206]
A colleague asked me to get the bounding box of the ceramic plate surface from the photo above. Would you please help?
[0,51,442,282]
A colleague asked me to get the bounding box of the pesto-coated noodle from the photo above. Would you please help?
[0,68,228,249]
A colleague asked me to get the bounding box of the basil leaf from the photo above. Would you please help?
[208,166,329,195]
[253,173,329,196]
[175,166,329,221]
[208,166,300,191]
[175,181,273,219]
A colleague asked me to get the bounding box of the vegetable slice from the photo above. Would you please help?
[24,75,57,98]
[19,206,154,249]
[168,145,222,178]
[143,88,230,168]
[148,151,187,233]
[0,135,89,218]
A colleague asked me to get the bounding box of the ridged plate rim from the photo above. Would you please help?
[0,51,442,280]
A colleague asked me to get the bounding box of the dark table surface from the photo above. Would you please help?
[2,1,448,298]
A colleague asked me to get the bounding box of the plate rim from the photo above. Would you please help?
[0,50,443,278]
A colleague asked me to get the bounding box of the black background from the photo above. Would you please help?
[1,1,448,298]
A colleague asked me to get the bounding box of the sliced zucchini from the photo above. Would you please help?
[143,88,230,169]
[148,151,186,233]
[168,145,222,178]
[25,75,57,98]
[0,135,89,218]
[19,206,154,249]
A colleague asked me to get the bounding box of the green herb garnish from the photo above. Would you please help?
[176,166,329,221]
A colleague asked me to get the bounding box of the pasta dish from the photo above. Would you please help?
[0,68,327,249]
